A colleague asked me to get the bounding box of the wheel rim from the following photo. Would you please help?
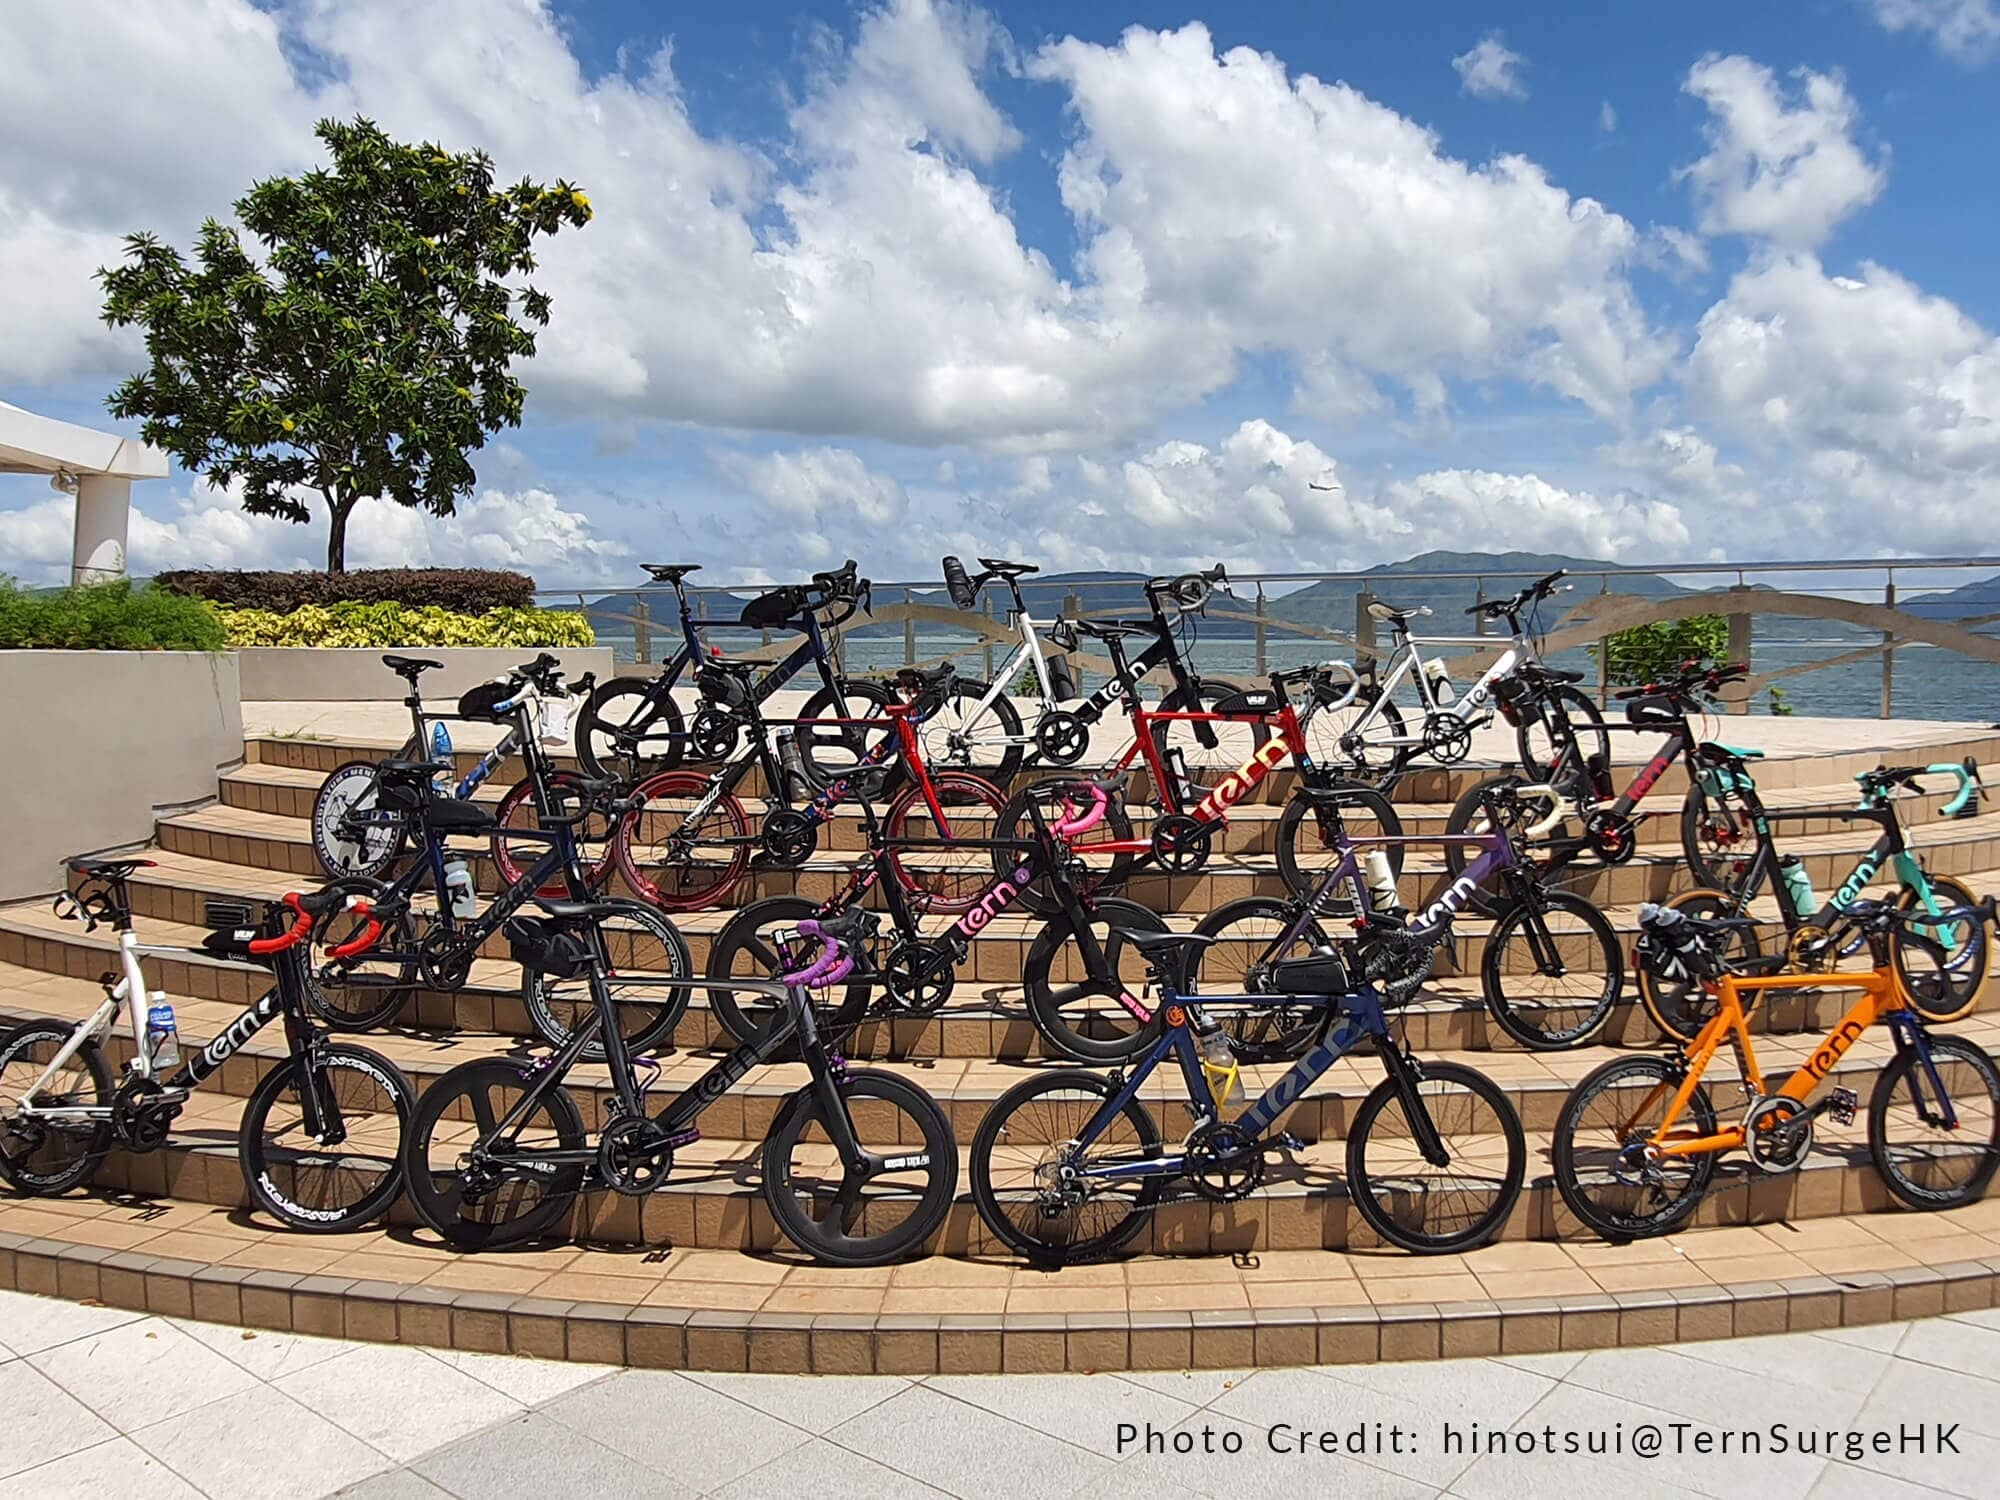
[415,1071,576,1237]
[534,911,685,1048]
[250,1055,404,1225]
[773,1083,946,1258]
[711,908,818,1040]
[586,688,678,775]
[1193,905,1325,1058]
[317,769,399,875]
[1877,1044,2000,1202]
[982,1082,1152,1255]
[889,778,1005,912]
[0,1030,101,1185]
[619,773,749,909]
[1561,1063,1708,1231]
[1353,1073,1519,1249]
[1037,917,1157,1051]
[1491,902,1617,1044]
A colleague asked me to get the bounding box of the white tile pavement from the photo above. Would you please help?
[0,1284,1993,1499]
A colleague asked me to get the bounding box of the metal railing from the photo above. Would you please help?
[532,555,2000,719]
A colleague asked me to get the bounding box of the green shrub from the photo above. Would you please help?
[218,601,593,648]
[157,567,534,611]
[1594,614,1728,687]
[0,578,226,650]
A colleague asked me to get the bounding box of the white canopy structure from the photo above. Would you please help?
[0,400,169,584]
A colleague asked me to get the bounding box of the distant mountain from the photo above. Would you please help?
[1263,550,1688,636]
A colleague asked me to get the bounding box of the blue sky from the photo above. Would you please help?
[2,0,1998,587]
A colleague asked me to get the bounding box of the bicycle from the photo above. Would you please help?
[705,775,1169,1060]
[0,858,412,1232]
[306,666,693,1058]
[968,924,1526,1262]
[574,560,892,783]
[1553,900,2000,1241]
[1441,660,1754,917]
[1312,569,1596,777]
[611,663,1006,914]
[401,910,958,1266]
[1639,758,1990,1039]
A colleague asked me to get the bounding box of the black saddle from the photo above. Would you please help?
[1072,618,1160,643]
[532,898,627,923]
[1522,664,1585,685]
[977,557,1040,579]
[894,663,959,695]
[642,563,701,584]
[378,758,451,784]
[382,654,444,678]
[1119,929,1217,960]
[65,855,155,880]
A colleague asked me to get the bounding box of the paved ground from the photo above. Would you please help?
[2,1285,1994,1500]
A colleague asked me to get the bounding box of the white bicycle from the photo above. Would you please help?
[1312,570,1606,776]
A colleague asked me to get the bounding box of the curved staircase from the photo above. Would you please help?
[3,723,1999,1374]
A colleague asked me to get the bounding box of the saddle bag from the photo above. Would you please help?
[697,662,751,709]
[505,917,593,980]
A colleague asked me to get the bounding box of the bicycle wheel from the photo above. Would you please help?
[763,1069,957,1266]
[302,876,419,1030]
[969,1069,1164,1266]
[914,678,1025,783]
[1894,875,1991,1024]
[615,770,751,911]
[1190,897,1335,1063]
[1869,1034,2000,1211]
[238,1045,412,1232]
[521,902,693,1058]
[884,771,1007,914]
[988,774,1137,916]
[402,1059,587,1249]
[1151,680,1270,792]
[1273,784,1405,906]
[704,897,870,1048]
[1681,781,1762,898]
[311,761,407,880]
[1635,888,1761,1044]
[491,770,617,892]
[0,1022,111,1194]
[1441,774,1591,918]
[797,677,897,786]
[1298,684,1406,779]
[576,675,684,780]
[1022,898,1168,1062]
[1481,889,1623,1049]
[1346,1060,1526,1253]
[1516,686,1610,784]
[1553,1054,1717,1240]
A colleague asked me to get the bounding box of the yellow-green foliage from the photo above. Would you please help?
[219,601,594,649]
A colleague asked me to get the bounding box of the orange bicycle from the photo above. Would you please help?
[1553,899,2000,1240]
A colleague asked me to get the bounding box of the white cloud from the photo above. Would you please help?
[1599,100,1618,133]
[1378,469,1689,559]
[1862,1,2000,61]
[1452,35,1529,101]
[715,447,907,527]
[1680,55,1886,249]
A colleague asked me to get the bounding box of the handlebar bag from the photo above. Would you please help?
[504,917,593,979]
[942,555,978,611]
[1623,693,1683,729]
[740,585,808,630]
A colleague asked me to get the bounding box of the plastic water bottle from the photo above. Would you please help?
[1361,848,1404,915]
[145,997,179,1070]
[1193,1015,1244,1105]
[1422,660,1456,704]
[443,858,478,919]
[1778,855,1816,918]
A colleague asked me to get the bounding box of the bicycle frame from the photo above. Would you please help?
[1707,791,1957,937]
[1343,617,1538,749]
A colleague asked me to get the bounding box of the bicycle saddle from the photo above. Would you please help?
[530,897,628,923]
[382,654,444,678]
[1519,664,1585,685]
[378,758,452,783]
[1070,618,1158,642]
[1366,601,1431,622]
[893,662,958,695]
[1118,929,1218,958]
[65,855,155,879]
[977,557,1040,578]
[641,563,701,583]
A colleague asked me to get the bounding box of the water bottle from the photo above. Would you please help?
[430,721,454,758]
[1165,745,1194,791]
[1778,855,1816,917]
[1194,1015,1244,1105]
[1422,659,1456,705]
[145,997,180,1070]
[443,858,478,919]
[1361,847,1404,915]
[776,730,808,795]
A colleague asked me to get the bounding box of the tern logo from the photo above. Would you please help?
[1193,738,1290,824]
[1803,1019,1867,1083]
[1417,874,1479,929]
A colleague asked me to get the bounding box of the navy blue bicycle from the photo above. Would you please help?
[968,925,1526,1261]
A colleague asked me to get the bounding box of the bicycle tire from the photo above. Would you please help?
[1552,1053,1717,1241]
[988,774,1137,917]
[1273,783,1405,906]
[762,1069,957,1266]
[915,678,1025,783]
[1189,897,1334,1062]
[238,1045,412,1232]
[1299,685,1406,779]
[402,1059,587,1250]
[1516,686,1610,784]
[576,674,685,780]
[969,1069,1164,1266]
[1868,1033,2000,1211]
[1681,780,1762,899]
[521,901,693,1058]
[1480,889,1623,1050]
[1151,679,1271,792]
[796,678,898,787]
[1634,888,1762,1044]
[1346,1060,1526,1254]
[884,770,1008,914]
[1022,898,1169,1062]
[302,876,419,1031]
[311,760,408,880]
[0,1022,112,1194]
[1893,874,1991,1024]
[490,770,618,893]
[614,769,752,911]
[704,897,871,1049]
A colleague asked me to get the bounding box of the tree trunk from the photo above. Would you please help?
[325,493,353,574]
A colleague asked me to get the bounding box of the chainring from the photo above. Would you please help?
[884,942,956,1015]
[1786,924,1837,972]
[418,927,476,992]
[689,708,740,761]
[110,1076,177,1151]
[1424,713,1474,764]
[760,809,819,866]
[597,1115,676,1196]
[1152,814,1213,872]
[1744,1095,1813,1173]
[1184,1119,1264,1202]
[1034,711,1089,765]
[1583,811,1640,865]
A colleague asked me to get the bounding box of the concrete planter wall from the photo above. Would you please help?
[0,650,243,900]
[235,647,616,701]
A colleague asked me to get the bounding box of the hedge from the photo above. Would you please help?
[0,578,226,651]
[156,567,535,612]
[1594,615,1729,687]
[217,601,594,649]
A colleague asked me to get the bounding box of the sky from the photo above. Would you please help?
[2,0,1998,589]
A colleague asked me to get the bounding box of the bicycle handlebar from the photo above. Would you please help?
[1145,565,1224,612]
[1516,783,1566,839]
[1612,660,1747,703]
[250,890,403,959]
[784,912,877,988]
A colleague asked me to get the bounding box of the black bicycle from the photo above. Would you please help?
[401,910,958,1266]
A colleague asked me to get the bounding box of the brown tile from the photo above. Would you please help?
[684,1310,748,1371]
[626,1308,689,1370]
[937,1317,1002,1374]
[812,1315,877,1376]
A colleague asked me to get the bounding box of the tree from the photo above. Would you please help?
[99,117,592,572]
[1594,614,1729,686]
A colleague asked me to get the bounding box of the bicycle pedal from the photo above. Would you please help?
[1826,1087,1859,1127]
[1274,1132,1305,1153]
